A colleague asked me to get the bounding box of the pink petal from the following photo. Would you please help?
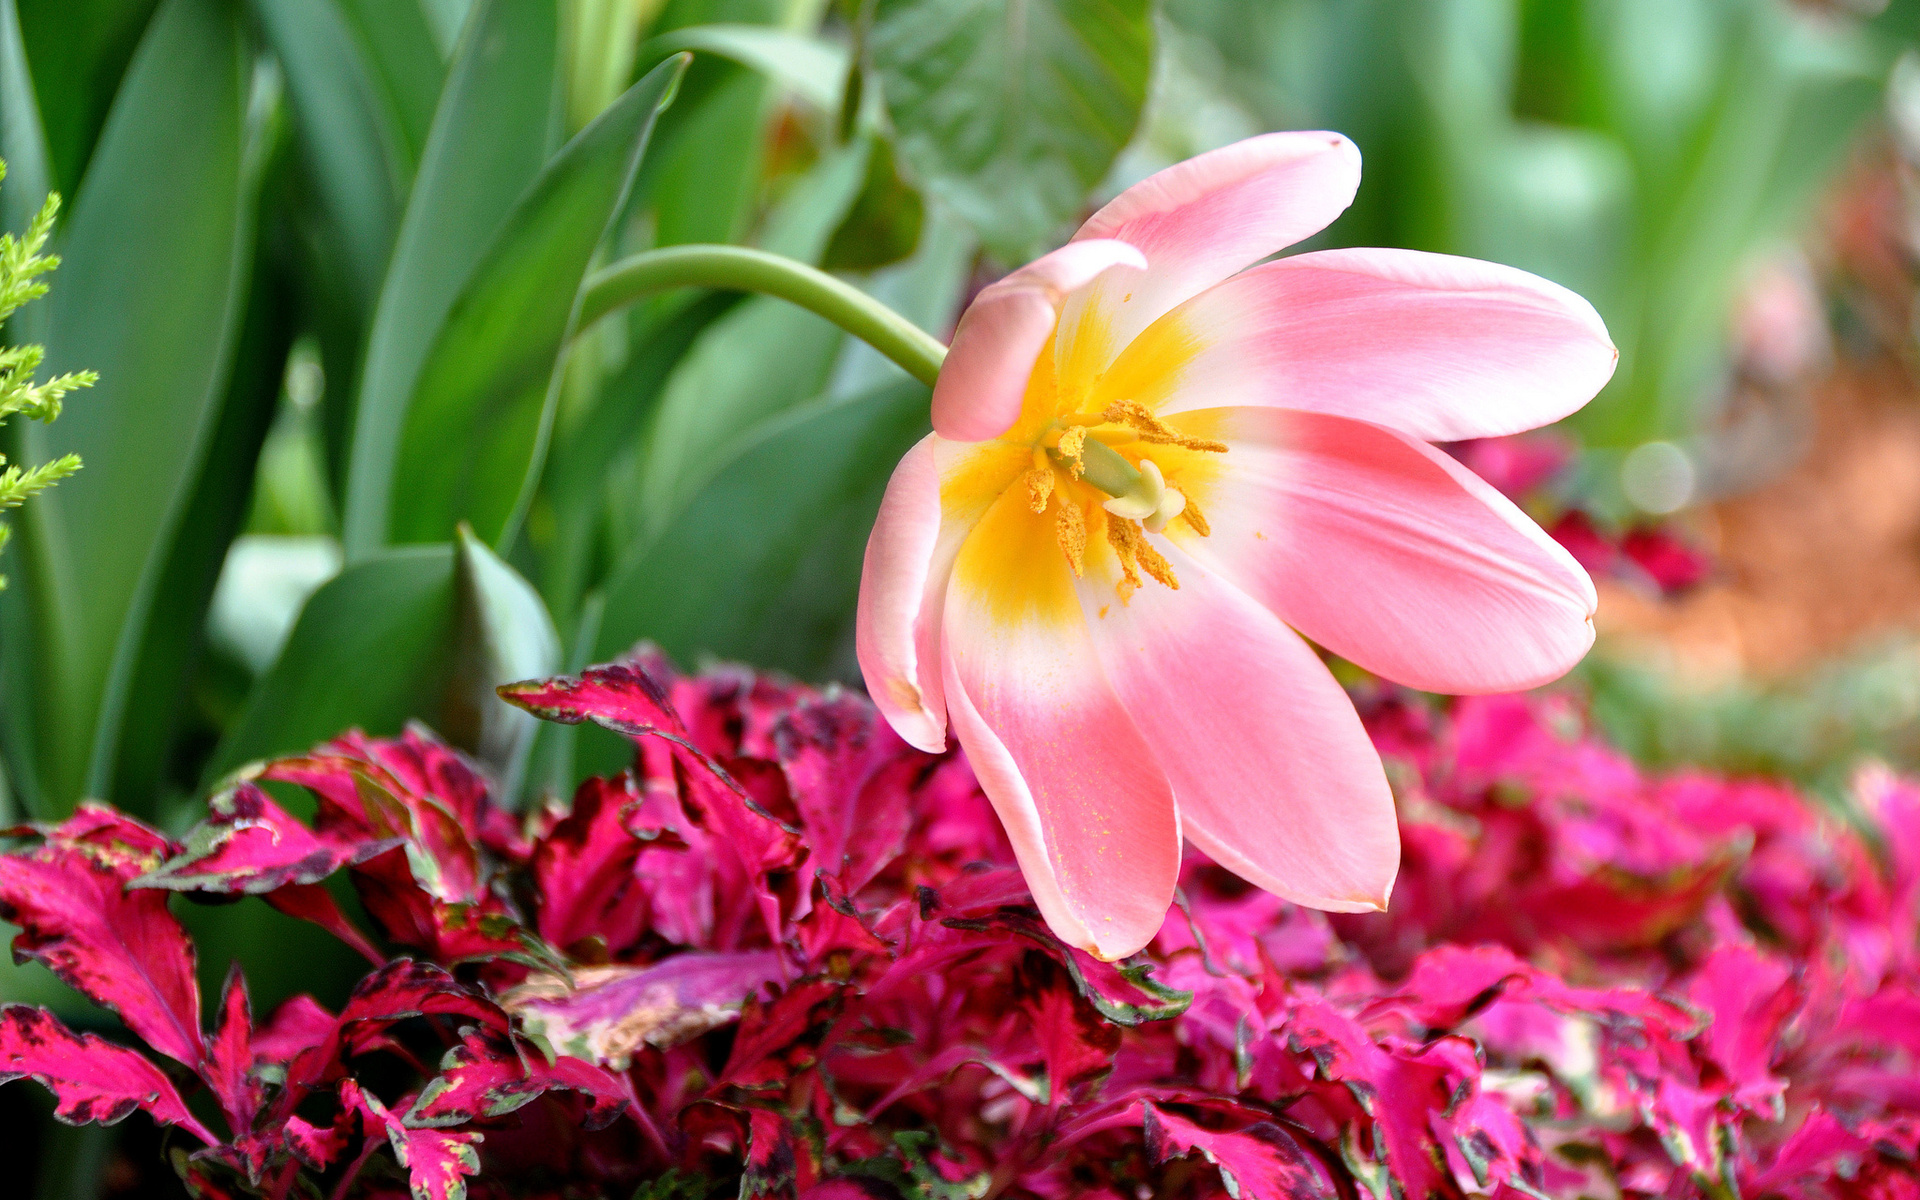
[855,436,950,750]
[940,489,1181,960]
[1056,132,1361,382]
[1104,248,1616,442]
[1176,406,1597,693]
[1081,541,1398,912]
[932,239,1146,442]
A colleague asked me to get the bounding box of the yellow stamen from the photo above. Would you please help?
[1056,497,1086,576]
[1022,466,1054,514]
[1105,515,1178,599]
[1056,425,1088,478]
[1179,495,1211,537]
[1102,399,1229,453]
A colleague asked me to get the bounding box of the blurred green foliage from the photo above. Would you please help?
[0,0,1913,1131]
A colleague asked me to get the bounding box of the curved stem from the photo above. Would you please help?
[575,244,947,388]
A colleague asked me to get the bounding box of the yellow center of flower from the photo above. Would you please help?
[945,334,1228,614]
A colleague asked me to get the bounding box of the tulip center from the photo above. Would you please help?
[1009,401,1225,601]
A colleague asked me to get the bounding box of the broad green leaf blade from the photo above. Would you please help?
[15,0,158,197]
[0,0,50,239]
[337,0,444,166]
[106,240,295,813]
[871,0,1151,263]
[15,0,252,809]
[251,0,423,315]
[388,53,688,548]
[445,526,559,804]
[341,0,562,561]
[642,23,848,110]
[208,544,456,778]
[595,378,930,679]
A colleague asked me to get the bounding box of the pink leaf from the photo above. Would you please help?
[406,1027,632,1129]
[202,964,259,1134]
[0,1003,216,1143]
[0,805,204,1066]
[343,1078,482,1200]
[532,771,683,957]
[503,952,783,1069]
[1142,1101,1335,1200]
[135,781,402,895]
[771,694,916,894]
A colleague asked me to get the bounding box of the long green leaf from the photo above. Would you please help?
[14,0,252,809]
[341,0,562,561]
[388,53,688,549]
[251,0,425,315]
[871,0,1152,263]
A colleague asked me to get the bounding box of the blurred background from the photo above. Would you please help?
[5,0,1920,1192]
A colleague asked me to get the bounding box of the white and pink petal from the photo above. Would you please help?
[1078,540,1399,912]
[1102,248,1616,443]
[1171,406,1597,695]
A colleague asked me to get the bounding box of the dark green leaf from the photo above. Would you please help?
[443,525,559,803]
[871,0,1151,263]
[823,134,924,271]
[387,53,688,549]
[340,0,562,560]
[15,0,158,198]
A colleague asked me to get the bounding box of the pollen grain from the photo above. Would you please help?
[1101,399,1228,453]
[1055,497,1087,577]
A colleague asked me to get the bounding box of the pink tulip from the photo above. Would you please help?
[856,133,1615,960]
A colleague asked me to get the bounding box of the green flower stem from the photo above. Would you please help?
[575,244,948,388]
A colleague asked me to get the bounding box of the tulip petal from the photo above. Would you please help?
[1080,539,1398,912]
[1055,132,1361,384]
[856,436,951,752]
[941,486,1181,960]
[932,238,1146,442]
[1101,248,1616,442]
[1172,406,1597,694]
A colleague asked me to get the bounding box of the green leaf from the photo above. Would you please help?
[643,23,848,110]
[11,0,253,810]
[444,525,558,803]
[387,53,688,549]
[341,0,563,561]
[105,228,295,813]
[14,0,159,198]
[822,134,924,271]
[0,0,50,245]
[596,378,930,679]
[251,0,435,315]
[207,544,456,778]
[871,0,1152,263]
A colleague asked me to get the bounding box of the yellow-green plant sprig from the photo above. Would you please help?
[0,163,95,588]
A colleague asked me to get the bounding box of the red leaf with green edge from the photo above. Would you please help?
[406,1027,632,1129]
[202,964,259,1134]
[330,725,529,864]
[278,959,508,1114]
[743,1106,813,1198]
[1016,954,1121,1107]
[1142,1102,1335,1200]
[771,694,915,895]
[721,978,850,1087]
[532,771,685,957]
[0,1004,218,1144]
[283,1111,353,1172]
[497,659,688,737]
[0,805,204,1067]
[347,843,540,965]
[133,781,403,895]
[343,1078,482,1200]
[503,952,783,1069]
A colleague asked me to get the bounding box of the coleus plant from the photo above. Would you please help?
[2,649,1918,1199]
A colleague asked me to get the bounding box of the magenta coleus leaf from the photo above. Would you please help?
[497,657,687,738]
[134,781,402,895]
[202,964,259,1134]
[0,805,204,1067]
[504,951,784,1069]
[770,693,916,894]
[406,1027,632,1129]
[0,1004,217,1143]
[1142,1102,1335,1200]
[532,771,684,957]
[343,1078,482,1200]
